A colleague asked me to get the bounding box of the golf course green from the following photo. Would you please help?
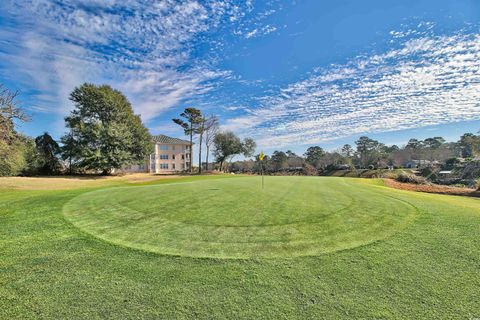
[63,176,417,258]
[1,175,479,318]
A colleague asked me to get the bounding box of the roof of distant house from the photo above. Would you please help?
[152,134,191,145]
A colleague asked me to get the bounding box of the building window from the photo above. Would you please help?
[172,163,175,170]
[159,145,168,150]
[181,154,185,160]
[160,154,168,160]
[172,154,175,160]
[160,163,169,169]
[172,145,175,151]
[181,164,185,169]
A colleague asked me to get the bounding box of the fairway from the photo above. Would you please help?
[64,177,417,258]
[2,175,479,319]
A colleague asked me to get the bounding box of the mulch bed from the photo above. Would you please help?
[384,179,480,198]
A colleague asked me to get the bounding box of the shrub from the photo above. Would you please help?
[302,163,318,176]
[395,172,428,185]
[419,167,438,180]
[379,170,399,179]
[0,136,36,176]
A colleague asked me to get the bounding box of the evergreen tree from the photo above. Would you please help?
[173,108,202,173]
[304,146,325,168]
[34,132,61,175]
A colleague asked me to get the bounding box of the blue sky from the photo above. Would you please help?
[1,0,480,157]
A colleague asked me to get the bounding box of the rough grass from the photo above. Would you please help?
[0,173,187,190]
[325,168,411,179]
[1,175,479,319]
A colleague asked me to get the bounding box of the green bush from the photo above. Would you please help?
[0,140,25,176]
[0,136,38,176]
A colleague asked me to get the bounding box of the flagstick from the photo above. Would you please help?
[261,162,264,189]
[259,151,265,189]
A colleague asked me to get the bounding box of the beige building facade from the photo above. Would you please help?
[149,135,191,173]
[123,135,192,174]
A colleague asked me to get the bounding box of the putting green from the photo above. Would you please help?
[63,176,418,258]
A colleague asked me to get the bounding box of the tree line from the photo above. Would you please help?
[1,83,151,176]
[228,134,480,175]
[0,82,257,176]
[1,81,478,177]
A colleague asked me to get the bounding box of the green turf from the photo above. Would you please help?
[63,177,417,258]
[1,176,479,319]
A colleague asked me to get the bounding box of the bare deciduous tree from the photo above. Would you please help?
[0,85,30,143]
[203,115,219,171]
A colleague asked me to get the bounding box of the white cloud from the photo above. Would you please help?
[228,29,480,148]
[0,0,274,122]
[240,24,278,39]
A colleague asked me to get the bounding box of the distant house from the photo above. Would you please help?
[438,170,453,177]
[124,134,192,174]
[404,159,440,169]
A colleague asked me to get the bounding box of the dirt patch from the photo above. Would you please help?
[384,179,480,198]
[0,174,181,190]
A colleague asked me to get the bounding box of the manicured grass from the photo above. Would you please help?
[1,175,479,318]
[63,177,417,258]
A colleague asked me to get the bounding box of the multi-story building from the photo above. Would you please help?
[149,134,191,173]
[123,134,191,174]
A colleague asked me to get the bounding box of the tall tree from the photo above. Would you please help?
[242,138,256,158]
[423,137,445,149]
[355,136,385,168]
[60,131,78,175]
[341,144,354,168]
[173,108,202,173]
[423,137,446,161]
[459,133,480,158]
[406,138,423,150]
[405,138,424,161]
[304,146,325,168]
[271,151,288,171]
[0,85,32,176]
[0,85,30,144]
[62,83,151,175]
[213,131,256,172]
[203,115,219,171]
[34,132,61,175]
[196,117,207,174]
[341,144,353,157]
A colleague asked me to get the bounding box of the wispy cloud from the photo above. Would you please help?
[240,24,278,39]
[225,26,480,147]
[0,0,275,122]
[2,2,479,147]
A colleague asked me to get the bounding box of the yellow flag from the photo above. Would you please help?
[259,151,265,161]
